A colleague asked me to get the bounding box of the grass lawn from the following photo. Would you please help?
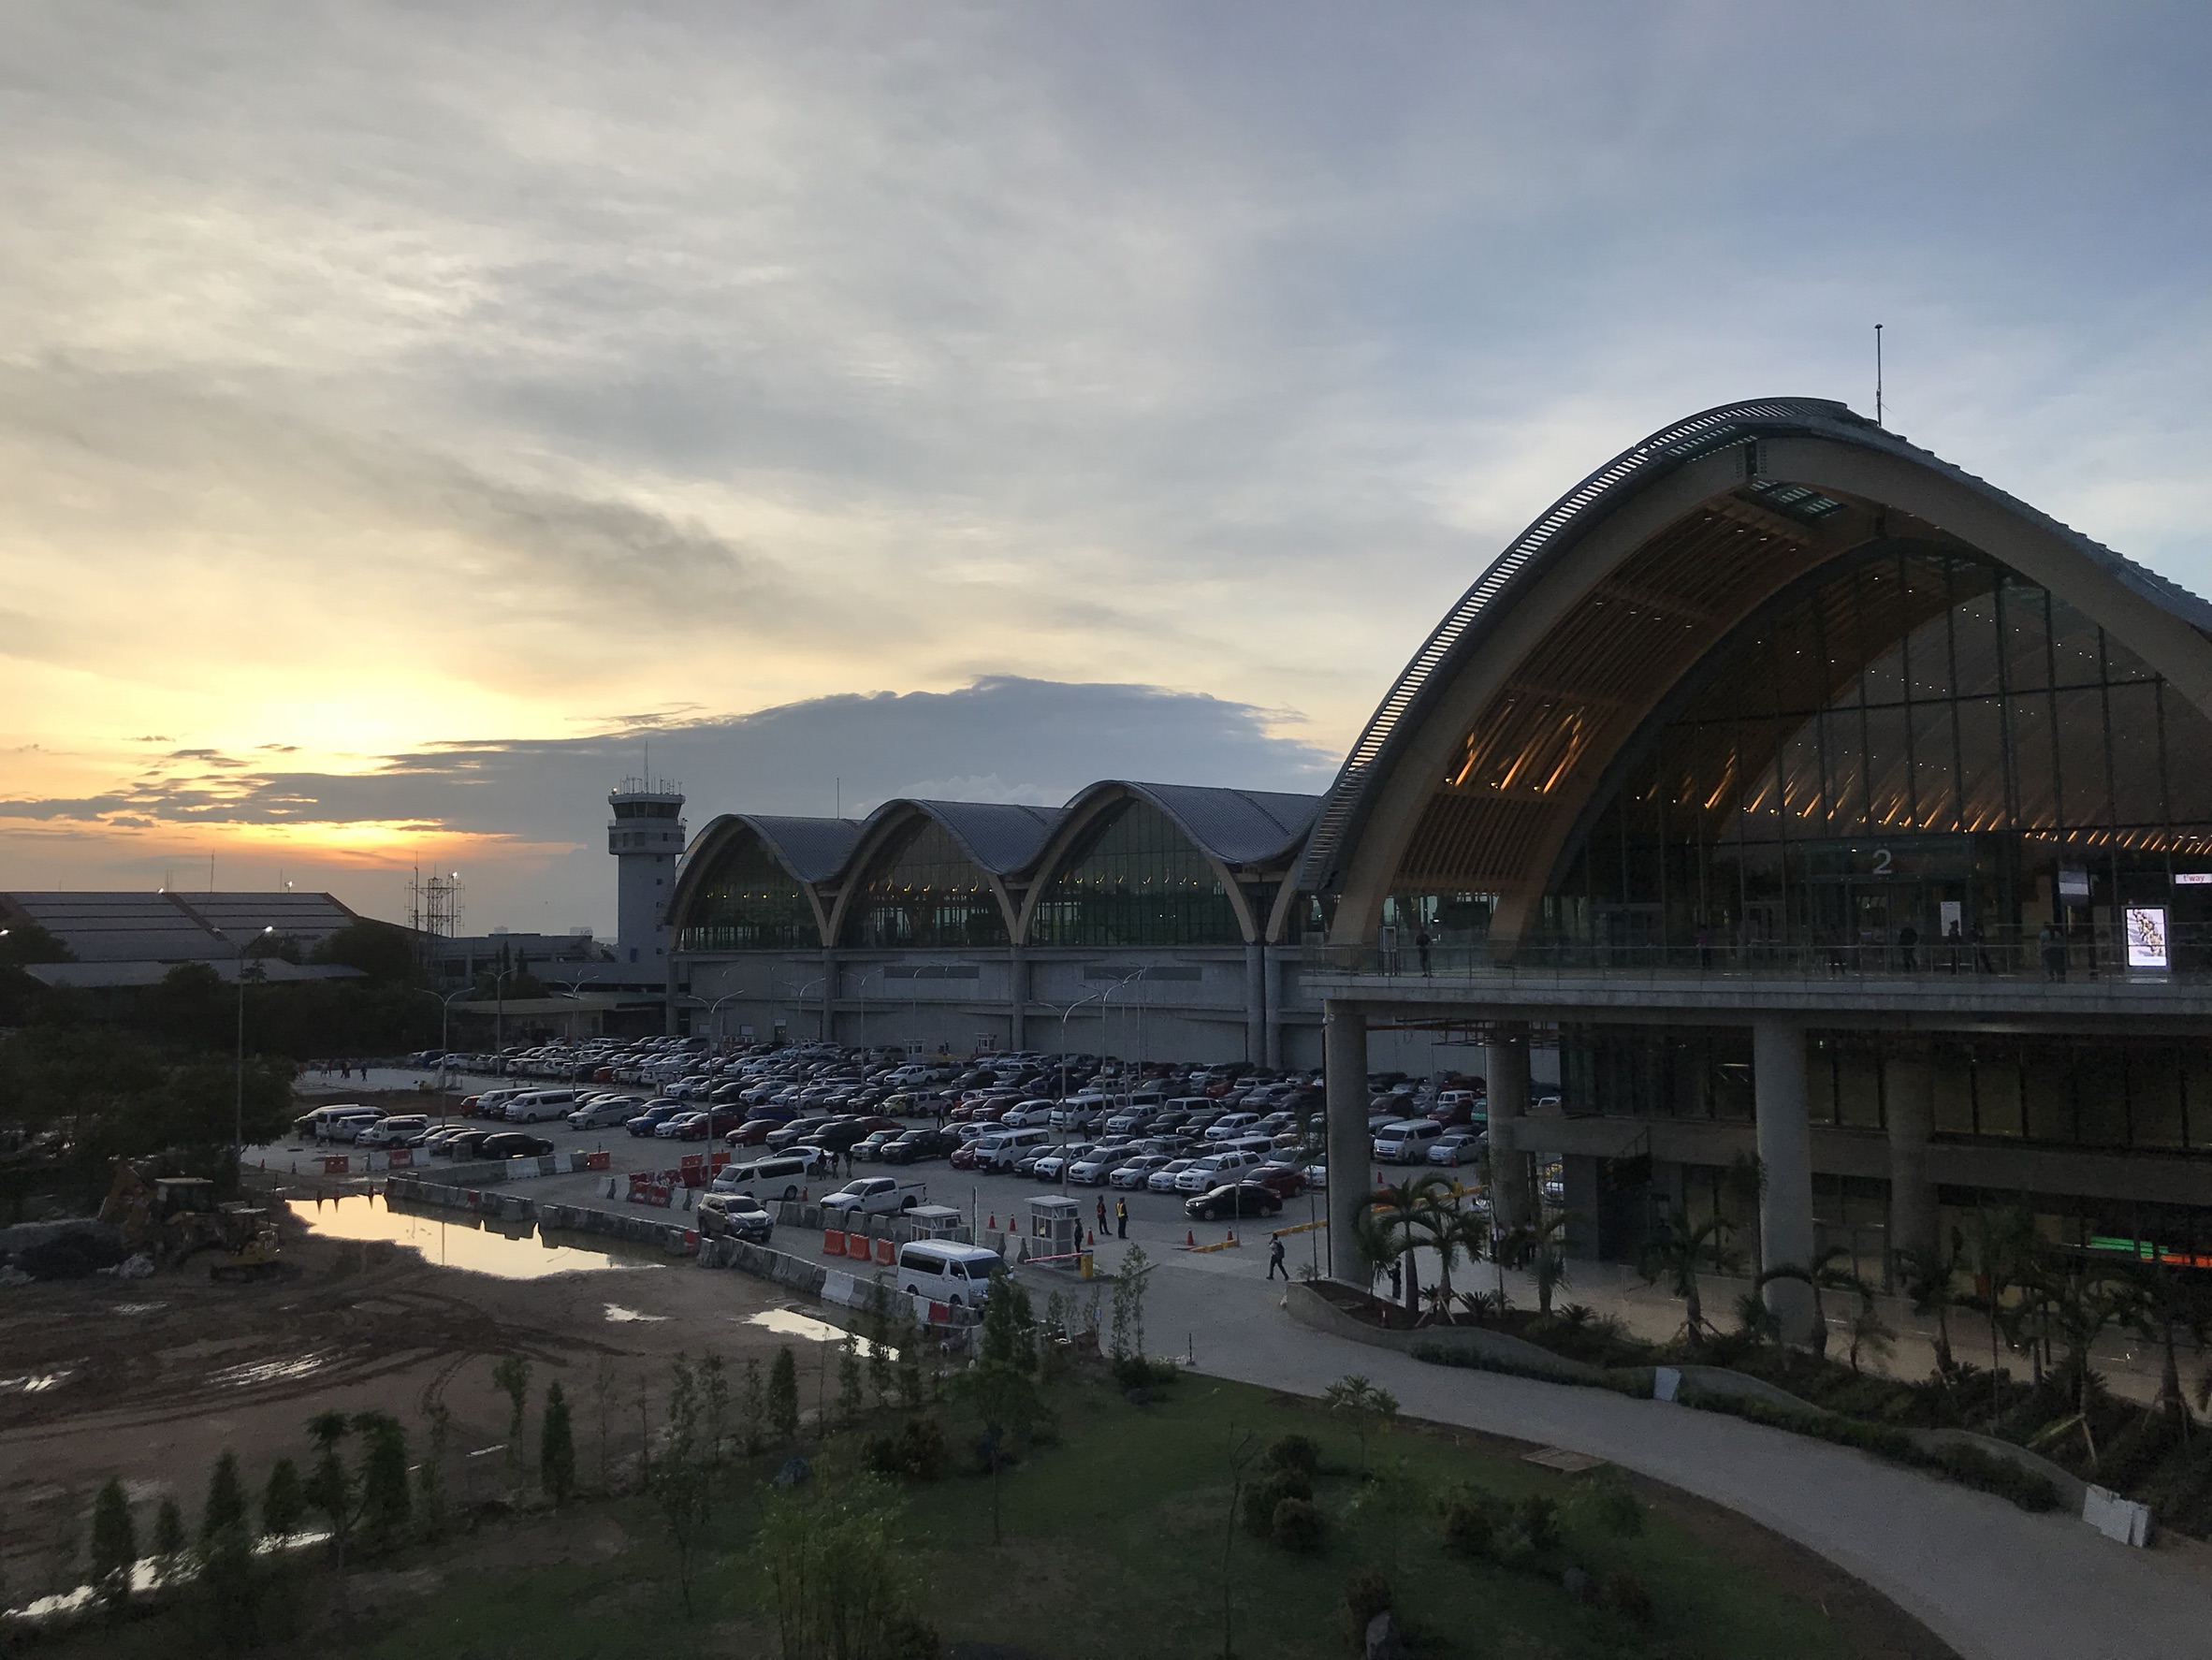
[43,1369,1893,1660]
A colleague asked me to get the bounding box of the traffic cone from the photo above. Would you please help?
[1228,1230,1238,1247]
[1186,1230,1196,1246]
[988,1214,997,1230]
[1086,1230,1095,1247]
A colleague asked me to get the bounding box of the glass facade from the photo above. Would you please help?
[1540,547,2212,970]
[841,821,1010,949]
[1028,801,1243,947]
[677,829,820,952]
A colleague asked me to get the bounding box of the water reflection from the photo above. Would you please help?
[744,1307,892,1358]
[297,1194,659,1280]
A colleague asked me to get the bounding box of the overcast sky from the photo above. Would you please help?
[3,3,2208,932]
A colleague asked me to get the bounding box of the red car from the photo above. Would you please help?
[949,1141,983,1171]
[1253,1162,1307,1200]
[726,1118,776,1147]
[678,1106,747,1141]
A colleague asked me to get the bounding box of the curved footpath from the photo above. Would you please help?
[1111,1249,2212,1660]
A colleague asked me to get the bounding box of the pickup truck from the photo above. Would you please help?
[817,1176,926,1218]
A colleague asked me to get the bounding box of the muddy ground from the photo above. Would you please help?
[0,1180,837,1600]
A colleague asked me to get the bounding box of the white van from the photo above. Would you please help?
[505,1090,577,1124]
[895,1241,1003,1308]
[1373,1119,1445,1162]
[294,1103,377,1140]
[715,1151,832,1200]
[971,1127,1051,1172]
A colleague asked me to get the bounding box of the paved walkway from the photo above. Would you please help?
[1051,1233,2212,1660]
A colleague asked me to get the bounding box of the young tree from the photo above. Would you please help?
[2130,1259,2212,1434]
[1110,1245,1153,1367]
[652,1357,714,1617]
[416,1402,451,1536]
[591,1357,621,1492]
[90,1478,138,1613]
[743,1357,769,1456]
[1322,1375,1399,1477]
[701,1353,731,1465]
[151,1497,186,1586]
[768,1346,802,1444]
[1219,1431,1260,1660]
[980,1272,1036,1373]
[953,1358,1049,1545]
[757,1455,933,1660]
[1895,1241,1966,1377]
[1357,1177,1449,1318]
[200,1451,250,1548]
[1757,1244,1860,1361]
[1508,1209,1579,1318]
[261,1457,305,1539]
[1638,1210,1739,1348]
[490,1354,532,1476]
[304,1412,362,1617]
[837,1334,866,1429]
[541,1382,577,1507]
[893,1305,925,1412]
[354,1413,412,1553]
[866,1294,895,1409]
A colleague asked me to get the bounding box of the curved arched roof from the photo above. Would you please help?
[664,812,860,939]
[880,800,1064,876]
[1300,397,2212,947]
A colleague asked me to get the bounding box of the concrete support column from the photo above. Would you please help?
[821,950,836,1042]
[1483,1022,1533,1237]
[1885,1049,1938,1273]
[1753,1017,1817,1343]
[1323,998,1371,1284]
[1262,948,1285,1070]
[1008,945,1027,1051]
[1244,943,1266,1066]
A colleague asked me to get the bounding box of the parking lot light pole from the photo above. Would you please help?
[415,987,472,1117]
[214,925,274,1167]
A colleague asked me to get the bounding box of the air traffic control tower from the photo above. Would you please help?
[608,779,686,969]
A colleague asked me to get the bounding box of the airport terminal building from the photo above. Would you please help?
[667,399,2212,1297]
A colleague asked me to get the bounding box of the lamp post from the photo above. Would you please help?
[213,925,274,1168]
[776,976,826,1049]
[493,967,517,1064]
[415,987,472,1114]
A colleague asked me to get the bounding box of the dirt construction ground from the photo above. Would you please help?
[0,1177,829,1601]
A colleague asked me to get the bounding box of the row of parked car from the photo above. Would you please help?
[290,1103,556,1162]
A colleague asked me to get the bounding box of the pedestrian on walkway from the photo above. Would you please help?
[1115,1196,1128,1239]
[1389,1259,1403,1301]
[1096,1196,1108,1236]
[1267,1236,1288,1280]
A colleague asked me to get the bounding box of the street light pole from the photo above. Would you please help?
[215,925,273,1168]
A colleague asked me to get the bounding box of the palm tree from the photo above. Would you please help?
[1357,1174,1453,1320]
[2129,1257,2211,1435]
[1507,1210,1579,1318]
[1758,1244,1860,1361]
[1638,1210,1739,1349]
[1894,1240,1966,1377]
[1959,1205,2040,1419]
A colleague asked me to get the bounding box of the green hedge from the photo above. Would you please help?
[1680,1389,2059,1512]
[1408,1342,1652,1399]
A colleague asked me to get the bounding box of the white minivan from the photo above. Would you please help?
[895,1241,1004,1308]
[715,1151,832,1200]
[1373,1119,1445,1162]
[971,1127,1051,1172]
[505,1090,577,1124]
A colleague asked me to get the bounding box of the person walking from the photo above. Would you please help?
[2040,921,2067,981]
[1267,1235,1288,1280]
[1114,1195,1128,1239]
[1095,1196,1108,1238]
[1416,929,1433,977]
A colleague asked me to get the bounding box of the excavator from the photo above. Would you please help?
[97,1163,287,1281]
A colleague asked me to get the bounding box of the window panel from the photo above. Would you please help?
[2128,1050,2186,1149]
[2047,596,2105,690]
[2162,686,2212,829]
[2023,1047,2075,1142]
[1911,702,1959,831]
[2105,682,2165,828]
[1973,1047,2025,1137]
[2000,580,2052,692]
[1864,705,1915,832]
[2055,688,2112,830]
[680,831,820,951]
[2009,691,2059,828]
[842,821,1009,949]
[1028,800,1242,947]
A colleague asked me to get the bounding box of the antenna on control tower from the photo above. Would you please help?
[1874,323,1885,427]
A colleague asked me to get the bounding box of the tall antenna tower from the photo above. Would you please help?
[1874,322,1885,426]
[408,866,462,938]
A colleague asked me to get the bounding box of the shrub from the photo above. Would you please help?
[866,1418,949,1481]
[1272,1495,1327,1553]
[1263,1433,1321,1478]
[1406,1341,1652,1398]
[1343,1566,1392,1653]
[1440,1484,1509,1557]
[1513,1493,1560,1554]
[1603,1569,1655,1626]
[1111,1354,1178,1391]
[1244,1467,1314,1536]
[1566,1468,1643,1536]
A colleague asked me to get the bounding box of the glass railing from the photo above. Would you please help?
[1300,927,2212,986]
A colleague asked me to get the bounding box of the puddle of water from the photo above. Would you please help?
[744,1308,893,1358]
[207,1355,326,1389]
[0,1371,72,1395]
[297,1194,660,1280]
[604,1303,667,1323]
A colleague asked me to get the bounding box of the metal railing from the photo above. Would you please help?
[1300,929,2212,988]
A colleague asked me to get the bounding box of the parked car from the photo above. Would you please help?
[626,1104,686,1137]
[1184,1181,1283,1222]
[354,1114,429,1148]
[1068,1144,1136,1185]
[849,1129,905,1162]
[1146,1158,1199,1193]
[1372,1119,1445,1163]
[1174,1150,1263,1192]
[697,1192,775,1244]
[1110,1154,1173,1189]
[819,1176,926,1218]
[1427,1129,1486,1167]
[569,1097,640,1130]
[879,1128,958,1165]
[1031,1143,1098,1183]
[479,1132,555,1159]
[1251,1162,1307,1199]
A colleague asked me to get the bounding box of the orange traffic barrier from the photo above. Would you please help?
[846,1233,872,1259]
[875,1238,895,1265]
[823,1230,845,1255]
